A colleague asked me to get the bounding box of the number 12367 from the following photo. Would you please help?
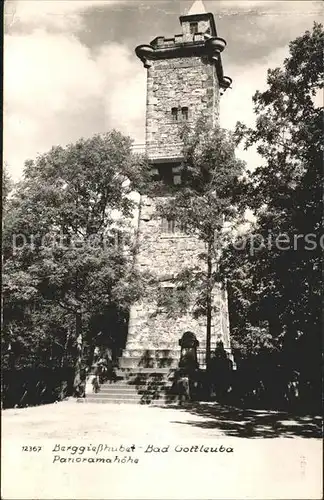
[22,446,42,452]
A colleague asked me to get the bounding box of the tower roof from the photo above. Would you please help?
[187,0,207,15]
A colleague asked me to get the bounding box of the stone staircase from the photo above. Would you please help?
[79,368,179,405]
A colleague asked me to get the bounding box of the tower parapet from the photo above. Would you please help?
[136,32,231,87]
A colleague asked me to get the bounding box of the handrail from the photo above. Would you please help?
[132,142,184,154]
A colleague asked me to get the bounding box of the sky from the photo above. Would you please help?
[4,0,323,181]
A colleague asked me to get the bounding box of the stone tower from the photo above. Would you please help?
[120,1,233,369]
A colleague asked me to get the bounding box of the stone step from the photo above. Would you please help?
[88,372,176,384]
[91,384,173,394]
[85,395,177,403]
[91,392,143,400]
[116,367,175,374]
[121,375,174,380]
[96,382,173,390]
[84,393,174,402]
[96,387,138,393]
[118,377,175,385]
[122,373,173,379]
[89,368,175,376]
[118,357,179,369]
[89,380,174,389]
[91,386,172,396]
[123,372,174,378]
[79,398,144,405]
[79,396,179,405]
[122,349,180,356]
[127,379,174,386]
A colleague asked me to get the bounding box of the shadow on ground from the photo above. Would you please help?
[162,402,322,438]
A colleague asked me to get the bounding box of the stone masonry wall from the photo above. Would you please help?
[146,56,219,160]
[126,196,230,353]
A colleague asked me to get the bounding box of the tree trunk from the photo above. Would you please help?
[206,239,213,369]
[59,330,71,400]
[73,311,84,397]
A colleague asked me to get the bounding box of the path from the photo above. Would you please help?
[2,400,323,499]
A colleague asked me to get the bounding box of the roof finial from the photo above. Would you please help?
[188,0,207,15]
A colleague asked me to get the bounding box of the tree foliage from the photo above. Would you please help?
[2,132,145,394]
[224,23,323,387]
[153,121,245,365]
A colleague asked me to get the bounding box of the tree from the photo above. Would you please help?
[227,23,323,408]
[3,131,146,397]
[153,120,245,369]
[2,164,14,208]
